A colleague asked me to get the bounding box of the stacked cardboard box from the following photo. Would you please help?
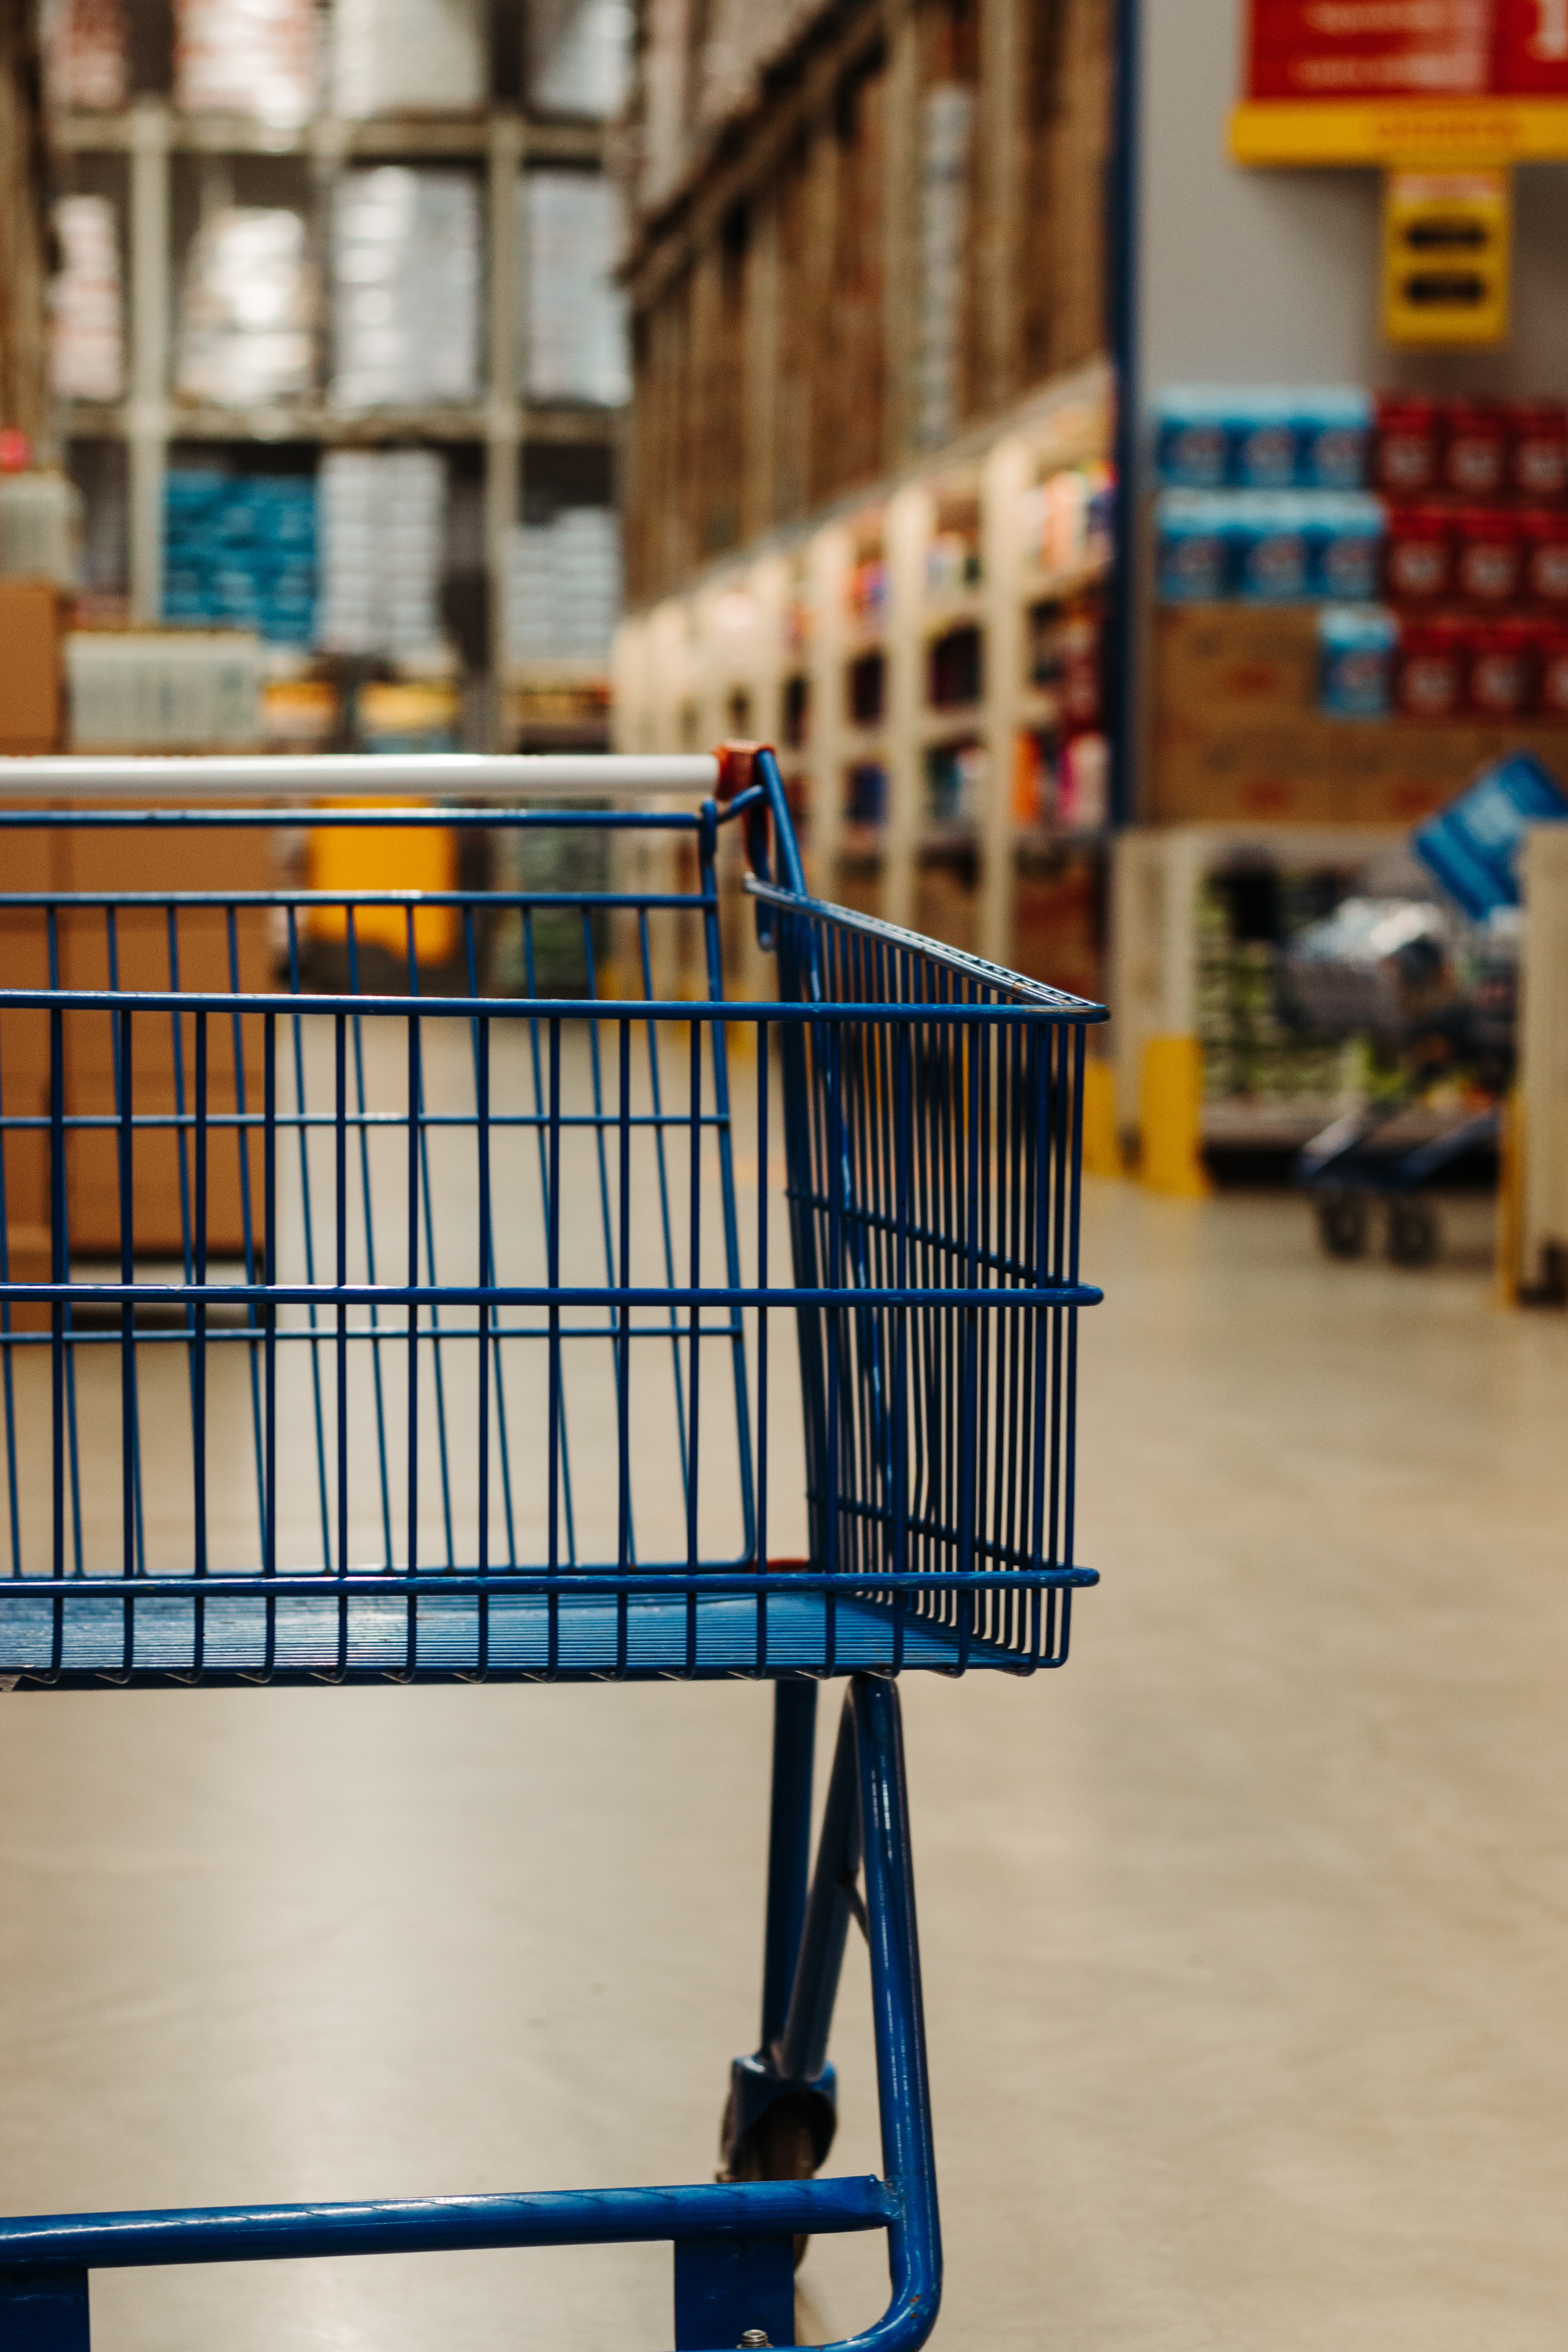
[0,474,81,587]
[42,0,126,110]
[0,582,65,752]
[173,0,316,124]
[529,0,631,116]
[915,86,972,451]
[175,208,315,408]
[49,193,124,402]
[66,631,264,747]
[333,0,484,116]
[521,171,629,405]
[317,447,447,659]
[1150,602,1568,823]
[506,507,621,664]
[331,169,480,409]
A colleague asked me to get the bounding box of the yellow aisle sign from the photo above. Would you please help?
[1382,168,1512,346]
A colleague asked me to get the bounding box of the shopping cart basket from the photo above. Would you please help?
[0,744,1105,2352]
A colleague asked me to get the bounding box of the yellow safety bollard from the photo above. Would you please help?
[1139,1035,1211,1198]
[1081,1058,1124,1178]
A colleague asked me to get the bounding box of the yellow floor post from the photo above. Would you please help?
[1081,1058,1123,1178]
[1496,1087,1522,1306]
[1139,1035,1211,1198]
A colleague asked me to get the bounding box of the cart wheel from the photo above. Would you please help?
[1315,1195,1369,1259]
[1386,1199,1439,1268]
[726,2092,818,2269]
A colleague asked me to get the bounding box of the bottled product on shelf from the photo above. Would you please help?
[1021,461,1115,579]
[175,207,315,408]
[49,193,123,402]
[66,630,263,748]
[521,172,629,405]
[317,447,447,660]
[42,0,126,110]
[331,169,480,409]
[173,0,315,125]
[333,0,484,118]
[163,468,316,643]
[506,506,621,664]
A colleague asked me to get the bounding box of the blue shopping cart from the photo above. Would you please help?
[0,744,1104,2352]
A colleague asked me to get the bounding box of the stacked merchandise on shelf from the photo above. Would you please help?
[1155,384,1383,605]
[1327,395,1568,724]
[1150,383,1568,826]
[0,474,81,586]
[1014,459,1115,837]
[1195,868,1350,1113]
[635,0,820,205]
[520,171,629,405]
[173,0,315,124]
[163,468,316,643]
[175,208,315,407]
[529,0,631,116]
[915,85,973,451]
[41,0,126,109]
[506,507,621,663]
[333,0,483,116]
[317,448,447,660]
[49,193,123,401]
[331,169,480,409]
[66,631,263,748]
[1020,460,1115,580]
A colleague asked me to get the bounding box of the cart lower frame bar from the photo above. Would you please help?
[0,1675,939,2352]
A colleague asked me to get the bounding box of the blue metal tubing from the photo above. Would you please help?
[842,1676,942,2352]
[0,990,1106,1027]
[0,2177,893,2271]
[776,1694,865,2087]
[761,1680,819,2051]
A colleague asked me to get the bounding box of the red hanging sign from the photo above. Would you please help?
[1245,0,1568,99]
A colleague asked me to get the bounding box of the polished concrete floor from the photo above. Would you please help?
[3,1178,1567,2351]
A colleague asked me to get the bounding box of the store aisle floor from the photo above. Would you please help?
[3,1181,1567,2352]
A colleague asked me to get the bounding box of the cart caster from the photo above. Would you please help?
[1315,1194,1369,1259]
[1386,1199,1439,1268]
[725,2091,819,2269]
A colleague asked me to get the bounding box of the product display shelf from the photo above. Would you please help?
[613,358,1112,981]
[50,96,623,742]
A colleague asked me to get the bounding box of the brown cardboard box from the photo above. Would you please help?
[0,583,65,752]
[1154,603,1319,724]
[1149,710,1568,826]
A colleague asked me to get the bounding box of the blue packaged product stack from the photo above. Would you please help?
[1318,606,1399,718]
[1156,385,1373,492]
[1155,386,1385,608]
[163,470,317,643]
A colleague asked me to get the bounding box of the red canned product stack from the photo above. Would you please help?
[1375,389,1568,721]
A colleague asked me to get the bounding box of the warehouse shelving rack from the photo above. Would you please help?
[52,96,624,742]
[612,358,1112,979]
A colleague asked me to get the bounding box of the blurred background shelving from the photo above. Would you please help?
[42,0,635,754]
[611,0,1118,999]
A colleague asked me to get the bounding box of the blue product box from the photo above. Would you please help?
[1414,752,1568,918]
[1155,388,1230,489]
[1231,494,1311,601]
[1318,605,1397,718]
[1294,388,1373,490]
[1156,491,1231,600]
[1308,493,1386,602]
[1228,390,1298,490]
